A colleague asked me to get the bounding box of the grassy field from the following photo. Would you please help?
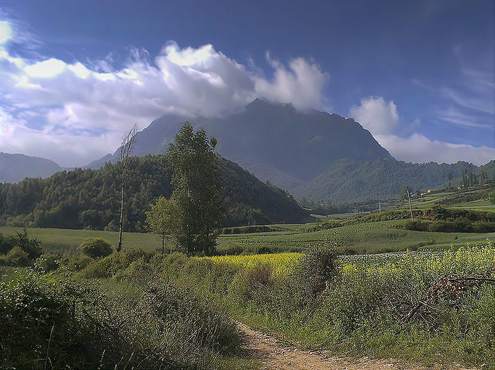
[2,185,494,369]
[1,185,493,256]
[2,218,494,256]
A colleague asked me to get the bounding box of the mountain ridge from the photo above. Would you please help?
[0,152,62,183]
[90,99,492,203]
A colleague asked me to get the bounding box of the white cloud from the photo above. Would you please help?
[0,107,118,166]
[254,56,328,110]
[349,96,398,135]
[0,35,328,166]
[376,133,495,166]
[0,21,12,44]
[350,95,494,165]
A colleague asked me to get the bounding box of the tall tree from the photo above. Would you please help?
[146,196,178,254]
[166,123,223,255]
[116,126,137,252]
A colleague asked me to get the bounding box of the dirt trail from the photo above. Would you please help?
[237,323,473,370]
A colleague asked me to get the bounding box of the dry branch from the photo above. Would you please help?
[402,275,495,323]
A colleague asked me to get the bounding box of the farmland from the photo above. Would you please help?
[1,184,495,369]
[1,218,494,256]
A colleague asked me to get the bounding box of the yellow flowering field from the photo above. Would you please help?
[204,252,303,275]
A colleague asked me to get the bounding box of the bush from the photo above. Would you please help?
[0,272,178,369]
[0,233,13,255]
[143,282,240,355]
[404,219,495,233]
[404,220,429,231]
[13,230,42,260]
[231,264,274,303]
[80,250,152,279]
[34,254,60,273]
[291,246,339,303]
[0,230,42,261]
[60,254,93,272]
[0,271,241,369]
[79,238,113,259]
[4,246,30,267]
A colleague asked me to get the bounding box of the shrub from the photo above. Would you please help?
[404,220,429,231]
[291,246,339,303]
[5,246,30,267]
[0,233,13,255]
[79,238,113,259]
[80,250,151,279]
[0,230,43,261]
[60,254,93,272]
[230,264,274,303]
[0,271,241,369]
[0,272,178,369]
[34,254,60,273]
[143,282,240,355]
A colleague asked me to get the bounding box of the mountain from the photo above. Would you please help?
[0,153,62,183]
[0,155,309,230]
[92,99,492,204]
[92,99,395,196]
[294,158,478,203]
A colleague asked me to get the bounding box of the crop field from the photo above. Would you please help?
[2,218,495,256]
[204,252,303,274]
[412,188,494,212]
[204,241,495,278]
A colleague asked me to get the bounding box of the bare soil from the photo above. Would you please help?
[237,322,475,370]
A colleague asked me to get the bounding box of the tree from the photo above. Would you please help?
[116,126,137,252]
[490,191,495,205]
[166,123,223,255]
[146,196,178,254]
[400,186,414,220]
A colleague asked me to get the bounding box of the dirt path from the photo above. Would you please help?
[237,323,473,370]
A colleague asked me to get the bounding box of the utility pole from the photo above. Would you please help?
[407,188,414,220]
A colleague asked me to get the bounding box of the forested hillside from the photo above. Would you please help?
[295,158,482,203]
[0,155,308,230]
[90,99,493,203]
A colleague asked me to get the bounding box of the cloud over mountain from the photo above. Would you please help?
[350,96,495,165]
[0,26,327,166]
[350,96,398,135]
[0,18,492,167]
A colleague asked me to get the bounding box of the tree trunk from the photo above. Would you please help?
[161,233,165,254]
[117,179,124,252]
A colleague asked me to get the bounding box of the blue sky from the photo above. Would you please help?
[0,0,493,166]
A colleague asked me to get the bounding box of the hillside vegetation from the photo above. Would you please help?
[0,155,308,231]
[90,99,494,203]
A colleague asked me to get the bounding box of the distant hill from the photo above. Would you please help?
[0,155,309,230]
[91,99,493,204]
[0,153,62,183]
[294,158,478,203]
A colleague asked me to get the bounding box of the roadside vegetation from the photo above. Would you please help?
[2,239,493,368]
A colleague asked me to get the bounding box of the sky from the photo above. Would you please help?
[0,0,493,167]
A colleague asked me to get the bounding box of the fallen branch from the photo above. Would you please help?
[402,275,495,323]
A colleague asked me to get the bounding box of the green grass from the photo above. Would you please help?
[218,220,495,254]
[156,242,495,368]
[3,219,494,256]
[0,226,162,254]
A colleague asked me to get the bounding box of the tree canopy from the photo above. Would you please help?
[166,123,224,255]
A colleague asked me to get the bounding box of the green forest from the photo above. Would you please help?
[0,155,308,231]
